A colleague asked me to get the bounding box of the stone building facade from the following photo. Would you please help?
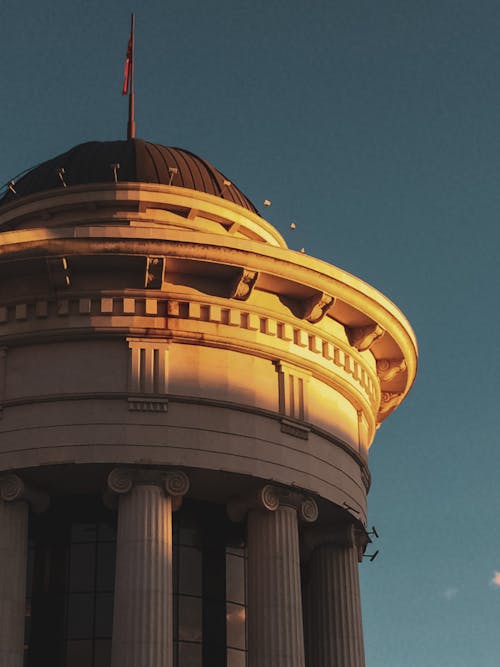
[0,139,417,667]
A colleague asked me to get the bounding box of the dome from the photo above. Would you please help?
[0,139,258,213]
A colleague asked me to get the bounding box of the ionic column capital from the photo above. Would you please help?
[0,473,49,513]
[302,523,368,562]
[228,484,318,524]
[107,468,190,510]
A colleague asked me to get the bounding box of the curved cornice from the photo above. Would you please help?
[0,183,417,425]
[0,182,288,248]
[0,226,417,388]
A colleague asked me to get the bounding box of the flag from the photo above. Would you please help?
[122,31,133,95]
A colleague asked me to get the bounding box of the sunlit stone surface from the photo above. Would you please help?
[0,139,417,666]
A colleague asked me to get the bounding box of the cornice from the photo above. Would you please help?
[0,214,417,424]
[0,182,287,248]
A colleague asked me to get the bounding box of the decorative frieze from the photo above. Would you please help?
[79,297,91,314]
[123,298,135,314]
[15,304,27,321]
[0,294,383,416]
[57,299,69,315]
[35,301,48,317]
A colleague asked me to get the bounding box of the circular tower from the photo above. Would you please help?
[0,139,417,667]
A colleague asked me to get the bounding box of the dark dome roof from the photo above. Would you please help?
[0,139,258,213]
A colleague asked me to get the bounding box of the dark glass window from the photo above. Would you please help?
[68,543,96,592]
[66,639,93,667]
[179,546,202,596]
[178,596,203,642]
[225,547,247,663]
[178,641,202,667]
[26,496,247,667]
[25,496,116,667]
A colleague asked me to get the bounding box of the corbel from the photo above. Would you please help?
[347,323,384,351]
[376,358,407,382]
[229,268,259,301]
[378,391,402,417]
[46,256,70,289]
[144,256,165,289]
[301,292,335,324]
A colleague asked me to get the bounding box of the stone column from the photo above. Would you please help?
[230,485,318,667]
[0,474,48,667]
[108,468,190,667]
[304,524,365,667]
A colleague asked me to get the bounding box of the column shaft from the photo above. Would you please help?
[111,484,173,667]
[0,499,28,667]
[307,542,365,667]
[247,505,306,667]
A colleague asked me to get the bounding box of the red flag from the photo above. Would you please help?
[122,32,133,95]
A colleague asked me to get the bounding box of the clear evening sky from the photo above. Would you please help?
[1,1,499,665]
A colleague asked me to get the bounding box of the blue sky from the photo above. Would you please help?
[1,1,500,664]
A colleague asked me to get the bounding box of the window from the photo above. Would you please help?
[26,496,247,667]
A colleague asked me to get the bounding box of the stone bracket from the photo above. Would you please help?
[347,323,385,351]
[376,358,407,382]
[46,256,70,290]
[378,391,402,417]
[228,483,318,524]
[301,292,335,324]
[229,268,259,301]
[0,474,49,513]
[144,256,165,289]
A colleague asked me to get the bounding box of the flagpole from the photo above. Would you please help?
[127,13,136,140]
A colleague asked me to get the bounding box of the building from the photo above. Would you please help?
[0,138,417,667]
